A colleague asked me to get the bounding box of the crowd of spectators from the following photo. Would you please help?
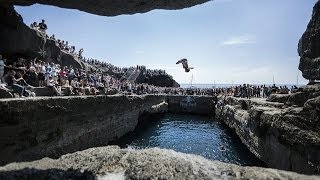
[0,52,298,99]
[144,84,295,98]
[0,53,172,97]
[30,19,84,60]
[211,84,294,99]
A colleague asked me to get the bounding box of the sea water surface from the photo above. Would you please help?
[116,114,265,166]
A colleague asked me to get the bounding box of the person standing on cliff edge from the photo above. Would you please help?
[38,19,47,33]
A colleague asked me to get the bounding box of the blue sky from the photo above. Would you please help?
[15,0,317,84]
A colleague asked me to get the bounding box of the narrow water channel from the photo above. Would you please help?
[116,113,265,166]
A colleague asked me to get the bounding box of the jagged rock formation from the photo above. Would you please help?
[124,69,180,87]
[4,0,210,17]
[298,0,320,80]
[215,87,320,175]
[0,146,318,180]
[0,5,82,68]
[123,69,180,87]
[144,74,180,87]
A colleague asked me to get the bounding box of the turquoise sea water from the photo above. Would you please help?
[115,114,265,166]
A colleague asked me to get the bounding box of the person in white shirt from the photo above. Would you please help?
[38,61,46,87]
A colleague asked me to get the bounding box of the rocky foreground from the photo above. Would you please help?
[0,146,318,180]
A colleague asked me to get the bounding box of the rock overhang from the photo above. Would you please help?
[3,0,211,16]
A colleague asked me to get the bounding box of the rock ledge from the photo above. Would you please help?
[0,146,318,180]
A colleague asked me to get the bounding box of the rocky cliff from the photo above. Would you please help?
[0,5,82,68]
[5,0,210,16]
[144,74,180,87]
[0,146,318,180]
[215,90,320,175]
[0,95,167,165]
[298,0,320,80]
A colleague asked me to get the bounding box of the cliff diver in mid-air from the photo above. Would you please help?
[176,58,194,72]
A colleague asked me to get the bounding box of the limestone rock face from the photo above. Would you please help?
[0,5,82,68]
[298,1,320,80]
[5,0,210,16]
[0,5,50,60]
[216,91,320,175]
[0,146,318,180]
[0,95,167,165]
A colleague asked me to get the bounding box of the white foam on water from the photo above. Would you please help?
[98,172,125,180]
[126,145,136,150]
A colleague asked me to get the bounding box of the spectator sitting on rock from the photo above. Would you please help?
[24,61,38,87]
[38,19,47,33]
[61,78,73,96]
[4,70,32,97]
[50,34,55,41]
[47,75,62,96]
[30,22,38,29]
[71,77,80,95]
